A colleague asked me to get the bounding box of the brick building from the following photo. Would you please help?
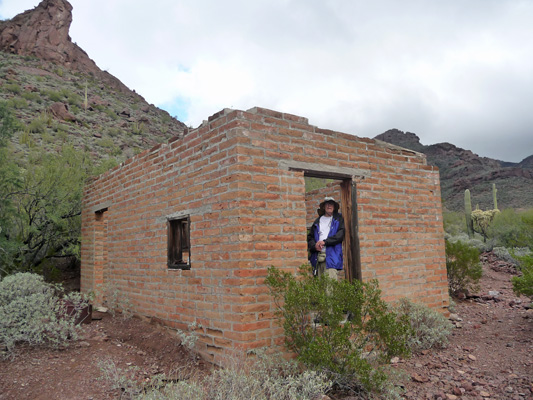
[81,107,449,364]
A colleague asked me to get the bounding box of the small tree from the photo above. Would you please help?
[0,102,22,274]
[471,208,500,242]
[266,265,410,395]
[445,240,482,296]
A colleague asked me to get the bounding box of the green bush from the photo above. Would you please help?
[492,246,532,265]
[266,265,410,395]
[442,211,466,236]
[66,91,82,107]
[488,209,533,249]
[4,83,21,94]
[512,254,533,300]
[445,233,496,253]
[6,97,28,109]
[104,108,118,120]
[43,89,63,102]
[394,298,452,353]
[21,91,41,102]
[27,117,46,133]
[445,240,482,296]
[0,273,89,358]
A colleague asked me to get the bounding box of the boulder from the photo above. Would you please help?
[48,102,76,122]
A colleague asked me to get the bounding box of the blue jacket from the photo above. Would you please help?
[307,212,345,270]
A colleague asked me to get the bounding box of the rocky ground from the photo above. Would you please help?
[397,252,533,400]
[0,252,531,400]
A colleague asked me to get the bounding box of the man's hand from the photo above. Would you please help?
[315,240,325,252]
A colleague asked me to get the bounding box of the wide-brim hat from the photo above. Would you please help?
[319,196,340,213]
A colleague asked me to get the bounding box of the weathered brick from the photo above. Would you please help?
[82,106,448,368]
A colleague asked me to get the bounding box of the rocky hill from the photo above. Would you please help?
[375,129,533,211]
[0,0,186,164]
[1,0,531,214]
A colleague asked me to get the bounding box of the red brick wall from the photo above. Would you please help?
[82,107,448,365]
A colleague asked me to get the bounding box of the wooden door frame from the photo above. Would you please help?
[298,169,361,282]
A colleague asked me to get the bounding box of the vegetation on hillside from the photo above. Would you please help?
[0,52,184,162]
[444,206,533,299]
[1,102,104,275]
[0,52,186,277]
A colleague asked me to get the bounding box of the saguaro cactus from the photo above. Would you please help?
[464,189,474,237]
[492,183,498,210]
[84,81,88,112]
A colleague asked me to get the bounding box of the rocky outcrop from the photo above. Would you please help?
[374,129,426,153]
[0,0,132,95]
[48,102,76,121]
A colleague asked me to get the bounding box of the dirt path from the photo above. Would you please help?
[398,252,533,400]
[1,252,532,400]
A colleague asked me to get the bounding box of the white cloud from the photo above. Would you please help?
[1,0,533,161]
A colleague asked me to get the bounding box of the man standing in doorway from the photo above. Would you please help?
[308,196,345,279]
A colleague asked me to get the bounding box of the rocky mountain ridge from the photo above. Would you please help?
[1,0,530,212]
[0,0,186,164]
[375,129,533,211]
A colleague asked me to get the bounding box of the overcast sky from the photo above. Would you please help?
[1,0,533,162]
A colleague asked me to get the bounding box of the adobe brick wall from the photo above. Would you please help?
[81,106,448,365]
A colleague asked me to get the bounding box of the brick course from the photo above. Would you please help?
[81,107,448,365]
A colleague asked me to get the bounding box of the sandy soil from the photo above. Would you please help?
[1,252,531,400]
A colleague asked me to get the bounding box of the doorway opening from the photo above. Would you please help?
[94,208,108,303]
[303,173,361,282]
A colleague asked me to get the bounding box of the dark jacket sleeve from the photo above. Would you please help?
[324,214,345,247]
[307,221,318,253]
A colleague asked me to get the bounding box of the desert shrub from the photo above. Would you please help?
[6,97,28,109]
[446,240,482,296]
[446,233,495,253]
[98,359,141,398]
[442,211,466,236]
[131,121,145,135]
[43,89,63,102]
[394,298,452,353]
[65,91,82,107]
[104,108,118,120]
[93,283,134,319]
[266,265,410,396]
[4,83,21,94]
[492,246,532,265]
[100,350,331,400]
[488,208,533,249]
[512,254,533,300]
[0,272,89,358]
[21,91,41,102]
[27,117,46,133]
[176,322,201,350]
[99,137,114,148]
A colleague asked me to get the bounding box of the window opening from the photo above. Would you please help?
[168,216,191,269]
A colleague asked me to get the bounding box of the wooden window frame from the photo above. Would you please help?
[167,216,191,270]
